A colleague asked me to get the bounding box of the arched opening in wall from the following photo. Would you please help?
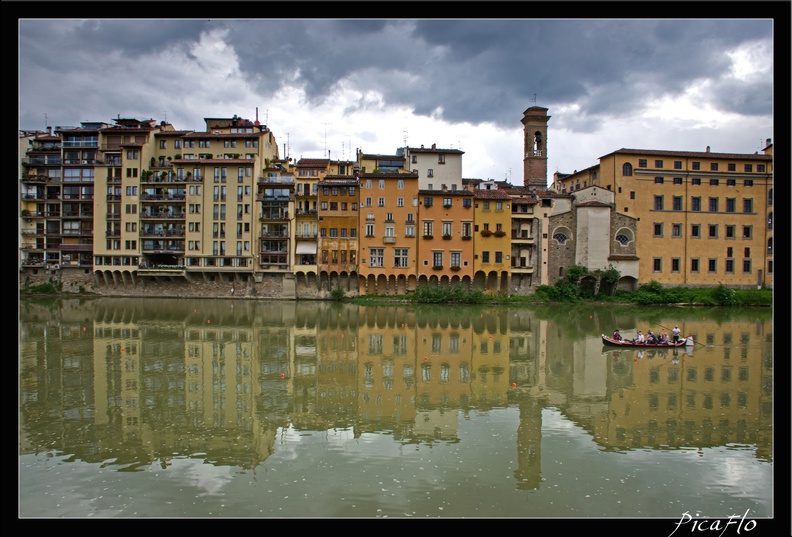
[473,271,486,289]
[440,275,450,287]
[376,274,388,295]
[363,274,374,295]
[407,274,417,290]
[499,271,510,294]
[306,271,318,289]
[417,275,428,289]
[319,272,330,291]
[617,275,638,292]
[388,275,398,294]
[461,275,473,288]
[428,275,439,286]
[450,275,460,286]
[615,227,634,248]
[579,275,598,298]
[397,274,407,295]
[486,271,499,293]
[551,226,572,246]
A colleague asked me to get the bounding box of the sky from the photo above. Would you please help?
[18,16,779,186]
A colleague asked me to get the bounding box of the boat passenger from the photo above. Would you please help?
[613,330,623,341]
[646,331,658,344]
[633,331,645,344]
[672,325,681,343]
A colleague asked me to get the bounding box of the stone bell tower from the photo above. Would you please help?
[521,106,550,189]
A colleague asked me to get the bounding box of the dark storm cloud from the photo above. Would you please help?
[213,19,772,130]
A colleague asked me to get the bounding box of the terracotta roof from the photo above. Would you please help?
[473,189,511,200]
[296,158,330,168]
[408,146,464,154]
[318,178,359,186]
[154,131,194,136]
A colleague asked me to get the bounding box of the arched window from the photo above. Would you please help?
[553,232,568,244]
[615,227,634,246]
[552,226,572,245]
[622,163,633,176]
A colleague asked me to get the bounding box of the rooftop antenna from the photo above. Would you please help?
[44,113,48,130]
[163,111,167,123]
[322,122,332,155]
[531,94,537,105]
[285,132,290,159]
[403,129,408,147]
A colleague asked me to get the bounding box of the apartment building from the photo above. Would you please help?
[472,182,512,293]
[550,144,774,289]
[317,175,360,292]
[358,171,420,295]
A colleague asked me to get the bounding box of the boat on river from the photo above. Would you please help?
[601,334,694,348]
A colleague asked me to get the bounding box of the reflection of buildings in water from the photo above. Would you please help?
[18,300,773,485]
[546,318,773,463]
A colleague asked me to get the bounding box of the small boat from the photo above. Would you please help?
[602,334,694,348]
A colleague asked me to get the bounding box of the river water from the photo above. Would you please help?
[18,297,774,524]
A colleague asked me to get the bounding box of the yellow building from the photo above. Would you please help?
[317,176,360,294]
[553,145,773,289]
[472,182,512,293]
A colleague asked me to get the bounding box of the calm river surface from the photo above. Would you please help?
[18,297,774,524]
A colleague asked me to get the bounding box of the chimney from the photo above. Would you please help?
[47,126,52,136]
[766,138,771,146]
[706,146,710,153]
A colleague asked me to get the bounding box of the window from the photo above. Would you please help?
[691,224,700,238]
[726,247,733,257]
[744,164,752,172]
[412,155,417,163]
[709,178,719,186]
[423,221,433,237]
[378,179,385,189]
[442,222,452,237]
[365,223,374,237]
[691,197,701,211]
[744,179,754,187]
[653,258,662,272]
[743,259,751,273]
[756,164,765,173]
[725,259,734,273]
[396,179,405,189]
[725,225,735,239]
[744,247,750,257]
[638,159,647,168]
[365,197,372,207]
[743,199,753,213]
[672,223,682,238]
[727,163,736,172]
[483,201,490,210]
[674,161,682,169]
[482,251,490,263]
[655,160,663,168]
[672,258,681,272]
[691,178,701,185]
[691,258,700,273]
[424,197,433,207]
[742,226,752,239]
[438,154,445,164]
[369,248,384,267]
[405,225,415,237]
[622,163,633,176]
[462,198,472,208]
[673,196,682,211]
[393,248,409,267]
[710,163,718,171]
[397,197,404,207]
[433,251,443,267]
[727,179,735,187]
[553,232,568,244]
[378,197,385,207]
[673,177,683,185]
[708,224,718,238]
[692,162,700,170]
[616,234,630,245]
[495,251,503,264]
[427,169,434,177]
[725,198,736,212]
[654,196,664,210]
[709,197,718,212]
[443,198,452,208]
[654,223,663,237]
[655,177,664,184]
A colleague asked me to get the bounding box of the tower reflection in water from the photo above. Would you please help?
[19,298,772,489]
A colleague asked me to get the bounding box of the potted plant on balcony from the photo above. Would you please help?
[21,209,31,217]
[423,234,433,239]
[450,265,461,271]
[461,235,472,240]
[432,265,443,270]
[480,229,493,237]
[493,230,506,237]
[442,234,452,240]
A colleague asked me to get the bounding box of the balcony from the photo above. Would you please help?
[383,236,396,244]
[512,230,535,242]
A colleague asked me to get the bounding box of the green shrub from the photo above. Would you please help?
[330,286,345,300]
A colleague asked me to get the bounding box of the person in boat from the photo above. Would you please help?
[633,330,645,344]
[613,329,623,341]
[672,325,681,343]
[660,332,670,345]
[646,331,658,344]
